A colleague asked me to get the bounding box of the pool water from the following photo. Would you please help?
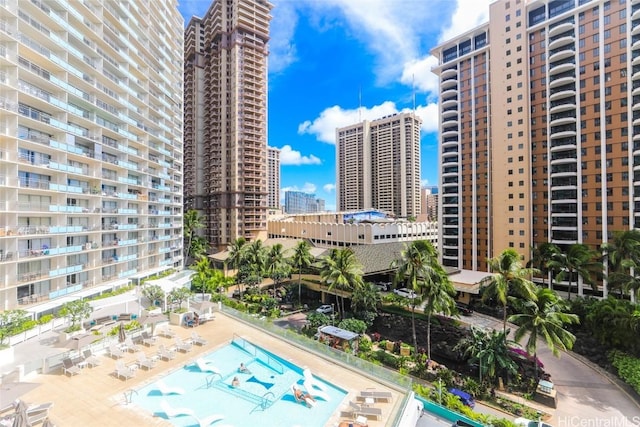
[132,338,348,427]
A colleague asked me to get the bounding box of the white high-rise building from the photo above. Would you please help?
[336,112,422,218]
[267,147,280,209]
[0,0,184,311]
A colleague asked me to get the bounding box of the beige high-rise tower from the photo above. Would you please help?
[432,0,639,297]
[267,146,280,209]
[184,0,273,249]
[336,112,422,218]
[0,0,184,310]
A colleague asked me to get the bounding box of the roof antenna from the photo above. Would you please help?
[412,74,416,114]
[358,85,362,122]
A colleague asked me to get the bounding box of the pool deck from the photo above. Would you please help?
[14,313,404,426]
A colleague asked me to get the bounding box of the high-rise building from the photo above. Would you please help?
[0,0,184,310]
[421,186,439,222]
[284,191,325,214]
[184,0,273,250]
[432,0,638,297]
[267,146,280,209]
[336,112,422,218]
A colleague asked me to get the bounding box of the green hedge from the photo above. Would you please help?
[609,350,640,394]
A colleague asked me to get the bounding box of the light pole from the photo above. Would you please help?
[438,378,442,404]
[331,303,335,325]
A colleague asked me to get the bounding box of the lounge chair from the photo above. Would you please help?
[160,400,194,418]
[291,384,316,407]
[82,349,102,367]
[343,401,382,419]
[359,390,393,402]
[62,358,81,376]
[22,402,54,425]
[157,344,176,361]
[123,336,141,352]
[158,326,176,338]
[191,332,208,346]
[195,358,220,374]
[137,353,157,370]
[303,368,328,392]
[114,360,136,381]
[108,344,125,359]
[303,379,330,401]
[154,380,185,395]
[141,331,157,346]
[195,414,225,427]
[175,337,193,353]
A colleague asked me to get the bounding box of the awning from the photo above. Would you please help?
[319,325,359,341]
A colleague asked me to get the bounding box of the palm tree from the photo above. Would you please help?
[227,237,247,296]
[528,242,561,290]
[350,282,381,325]
[455,327,518,385]
[183,209,205,264]
[291,240,314,304]
[509,288,579,377]
[602,230,640,297]
[319,248,364,319]
[391,240,444,352]
[481,249,538,334]
[549,243,601,300]
[191,256,212,300]
[266,243,290,295]
[244,240,268,292]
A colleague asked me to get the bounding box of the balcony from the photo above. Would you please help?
[549,60,575,76]
[549,22,575,38]
[548,35,575,51]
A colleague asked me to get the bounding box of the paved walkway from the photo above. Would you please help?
[459,312,640,425]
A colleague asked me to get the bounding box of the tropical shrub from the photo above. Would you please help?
[609,350,640,394]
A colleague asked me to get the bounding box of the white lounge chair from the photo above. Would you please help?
[141,331,157,346]
[191,332,208,346]
[157,344,176,361]
[303,379,330,401]
[124,336,141,352]
[82,349,102,367]
[62,358,81,376]
[158,326,176,338]
[114,360,136,381]
[160,400,194,418]
[195,414,225,427]
[154,380,185,395]
[175,337,193,353]
[359,390,393,402]
[303,368,328,392]
[137,353,157,370]
[195,358,220,374]
[108,344,125,359]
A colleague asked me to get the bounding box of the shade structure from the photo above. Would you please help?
[0,383,39,411]
[118,322,126,343]
[191,300,216,313]
[65,333,95,352]
[138,313,168,335]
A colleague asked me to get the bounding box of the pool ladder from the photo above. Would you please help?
[251,391,275,413]
[205,372,223,388]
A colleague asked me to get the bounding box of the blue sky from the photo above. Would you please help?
[178,0,490,211]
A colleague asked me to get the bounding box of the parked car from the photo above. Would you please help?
[374,282,391,292]
[451,420,475,427]
[455,302,473,316]
[448,388,475,408]
[514,418,554,427]
[316,304,334,314]
[393,288,417,299]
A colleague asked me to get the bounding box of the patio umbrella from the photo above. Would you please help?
[12,400,29,427]
[118,322,126,344]
[0,383,39,411]
[138,313,168,335]
[192,300,216,312]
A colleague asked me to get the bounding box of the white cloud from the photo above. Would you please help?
[323,183,335,192]
[269,1,299,74]
[400,55,440,95]
[298,101,399,144]
[299,100,439,145]
[278,145,321,165]
[438,0,491,43]
[421,179,431,187]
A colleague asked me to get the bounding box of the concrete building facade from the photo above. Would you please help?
[267,146,280,209]
[336,112,422,218]
[432,0,639,297]
[184,0,273,249]
[0,0,184,310]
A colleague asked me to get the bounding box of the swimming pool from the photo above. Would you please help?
[132,337,347,427]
